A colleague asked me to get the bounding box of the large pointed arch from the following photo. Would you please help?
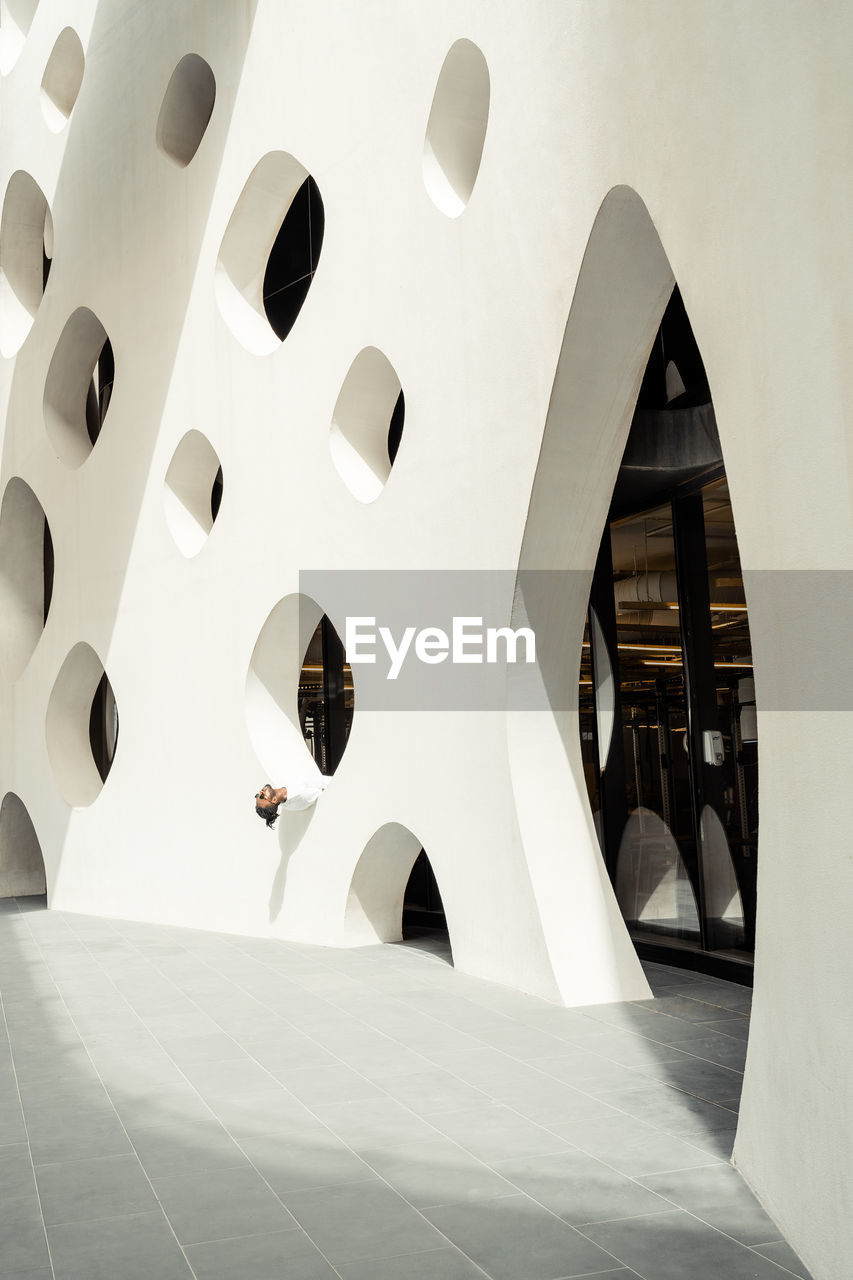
[508,185,756,1000]
[505,187,679,1005]
[0,793,46,898]
[344,822,439,947]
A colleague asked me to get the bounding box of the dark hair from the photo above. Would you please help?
[255,802,279,829]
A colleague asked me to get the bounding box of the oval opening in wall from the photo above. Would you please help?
[156,53,216,167]
[46,642,118,806]
[0,171,52,357]
[43,308,114,467]
[163,430,223,557]
[216,151,324,355]
[40,26,84,131]
[330,347,404,503]
[423,38,490,218]
[0,0,39,75]
[246,594,352,782]
[0,477,53,682]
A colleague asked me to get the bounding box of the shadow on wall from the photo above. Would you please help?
[268,804,317,924]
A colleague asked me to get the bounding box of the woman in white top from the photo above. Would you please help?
[254,777,328,827]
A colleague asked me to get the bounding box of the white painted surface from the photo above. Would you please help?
[0,4,850,1274]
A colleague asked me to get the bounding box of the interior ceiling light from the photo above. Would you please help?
[642,658,753,669]
[617,601,747,613]
[582,641,682,653]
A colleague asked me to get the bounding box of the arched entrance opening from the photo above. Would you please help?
[507,185,759,1003]
[0,793,46,899]
[580,285,757,978]
[402,849,445,932]
[344,824,452,962]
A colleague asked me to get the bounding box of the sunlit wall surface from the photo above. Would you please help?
[1,5,852,1276]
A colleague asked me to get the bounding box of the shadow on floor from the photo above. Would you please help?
[0,896,812,1280]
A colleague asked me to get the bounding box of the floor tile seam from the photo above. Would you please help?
[302,1236,493,1280]
[22,915,207,1280]
[31,918,765,1273]
[602,1172,773,1229]
[629,993,751,1020]
[89,918,275,1003]
[44,1204,191,1234]
[555,1270,636,1279]
[14,918,739,1144]
[218,1113,498,1280]
[216,1041,613,1277]
[128,936,477,1115]
[91,933,471,1280]
[629,1072,742,1112]
[210,930,574,1055]
[578,1190,790,1260]
[209,934,603,1062]
[135,938,482,1127]
[669,1201,793,1258]
[599,1014,751,1048]
[115,942,272,1018]
[569,1223,656,1280]
[155,935,399,1044]
[0,958,57,1280]
[533,1040,742,1111]
[480,1159,683,1229]
[205,931,384,991]
[144,929,512,1103]
[109,928,338,1064]
[746,1246,808,1280]
[415,1188,521,1211]
[394,1037,635,1106]
[579,1035,745,1084]
[573,1205,682,1228]
[132,946,730,1202]
[428,1190,633,1279]
[540,1126,727,1185]
[655,1040,746,1072]
[599,1090,741,1136]
[666,991,753,1014]
[576,1020,748,1070]
[179,1226,350,1280]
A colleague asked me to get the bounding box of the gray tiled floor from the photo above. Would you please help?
[0,897,813,1280]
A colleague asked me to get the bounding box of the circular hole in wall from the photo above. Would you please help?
[246,595,351,782]
[330,348,405,503]
[216,152,324,355]
[0,0,39,75]
[0,793,46,898]
[46,642,118,806]
[423,38,490,218]
[163,430,223,557]
[43,308,114,467]
[0,171,52,357]
[156,53,215,167]
[40,26,84,131]
[0,477,53,681]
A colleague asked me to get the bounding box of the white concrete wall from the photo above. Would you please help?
[1,3,852,1274]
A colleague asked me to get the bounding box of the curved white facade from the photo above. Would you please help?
[1,4,850,1275]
